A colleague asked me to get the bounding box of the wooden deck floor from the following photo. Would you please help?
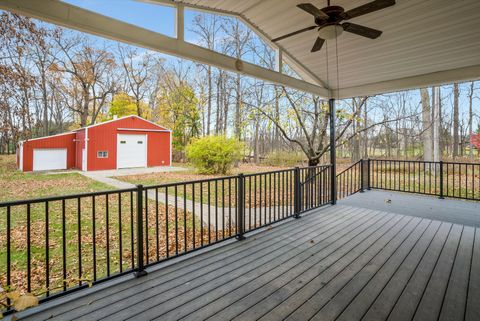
[12,203,480,321]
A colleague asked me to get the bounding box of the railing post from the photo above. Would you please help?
[360,159,365,193]
[439,161,444,199]
[236,174,245,240]
[134,184,147,277]
[367,158,371,190]
[294,167,301,218]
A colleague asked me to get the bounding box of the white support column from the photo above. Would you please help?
[175,3,184,41]
[275,48,283,73]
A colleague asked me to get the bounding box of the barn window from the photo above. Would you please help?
[137,141,143,144]
[120,140,126,144]
[97,151,108,158]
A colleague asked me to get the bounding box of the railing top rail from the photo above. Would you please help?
[0,187,137,207]
[336,159,362,176]
[300,166,330,186]
[144,174,240,189]
[368,158,480,166]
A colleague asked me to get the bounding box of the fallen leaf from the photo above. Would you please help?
[13,293,38,311]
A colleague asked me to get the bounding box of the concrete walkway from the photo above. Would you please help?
[78,167,294,227]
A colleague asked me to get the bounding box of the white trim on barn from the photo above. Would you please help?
[84,127,88,171]
[116,128,170,133]
[19,142,23,171]
[18,131,75,144]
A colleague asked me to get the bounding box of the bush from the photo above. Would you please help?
[263,150,305,167]
[186,136,244,174]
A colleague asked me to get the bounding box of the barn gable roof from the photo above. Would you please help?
[82,115,170,131]
[20,116,170,144]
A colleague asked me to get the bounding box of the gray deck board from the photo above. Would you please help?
[334,220,442,321]
[41,205,351,321]
[12,195,480,321]
[187,211,396,321]
[361,221,452,321]
[439,226,475,321]
[411,224,463,321]
[75,207,369,321]
[465,228,480,321]
[113,209,382,320]
[285,217,425,321]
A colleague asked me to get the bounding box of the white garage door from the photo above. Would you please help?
[117,134,147,169]
[33,148,67,171]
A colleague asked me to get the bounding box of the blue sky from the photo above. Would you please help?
[63,0,177,36]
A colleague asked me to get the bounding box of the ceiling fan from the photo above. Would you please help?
[272,0,395,52]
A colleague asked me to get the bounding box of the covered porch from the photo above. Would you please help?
[1,0,480,320]
[11,196,480,321]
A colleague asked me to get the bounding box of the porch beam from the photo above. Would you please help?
[0,0,330,98]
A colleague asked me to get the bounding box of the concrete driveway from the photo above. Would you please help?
[79,166,188,189]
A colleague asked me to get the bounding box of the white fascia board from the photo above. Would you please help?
[333,65,480,99]
[0,0,329,98]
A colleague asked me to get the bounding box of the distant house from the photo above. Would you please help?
[17,115,172,171]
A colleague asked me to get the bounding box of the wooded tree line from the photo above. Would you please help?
[0,11,478,164]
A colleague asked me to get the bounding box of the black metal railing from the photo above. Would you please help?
[0,165,332,314]
[336,158,480,202]
[369,159,480,201]
[299,166,332,212]
[336,160,363,200]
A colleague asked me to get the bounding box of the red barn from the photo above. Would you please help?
[17,115,172,172]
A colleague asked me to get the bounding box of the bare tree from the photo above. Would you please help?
[118,46,161,117]
[53,33,117,126]
[420,88,433,161]
[453,83,459,158]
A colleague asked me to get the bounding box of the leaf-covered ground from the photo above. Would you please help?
[0,155,113,202]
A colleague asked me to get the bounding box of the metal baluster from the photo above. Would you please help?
[76,199,83,284]
[62,199,67,290]
[106,194,110,276]
[118,193,123,272]
[27,203,31,292]
[45,201,50,295]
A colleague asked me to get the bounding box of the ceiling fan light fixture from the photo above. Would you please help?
[318,24,343,40]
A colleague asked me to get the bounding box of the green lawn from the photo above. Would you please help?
[0,155,224,305]
[0,155,112,202]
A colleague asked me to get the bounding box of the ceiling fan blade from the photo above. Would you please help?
[311,37,325,52]
[272,25,317,42]
[342,0,395,20]
[297,3,329,20]
[342,23,383,39]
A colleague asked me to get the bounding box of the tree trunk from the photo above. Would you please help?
[432,86,441,162]
[253,118,260,164]
[468,81,474,159]
[420,88,433,161]
[207,65,212,135]
[453,83,459,158]
[234,73,241,139]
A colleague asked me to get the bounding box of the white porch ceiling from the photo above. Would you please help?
[174,0,480,97]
